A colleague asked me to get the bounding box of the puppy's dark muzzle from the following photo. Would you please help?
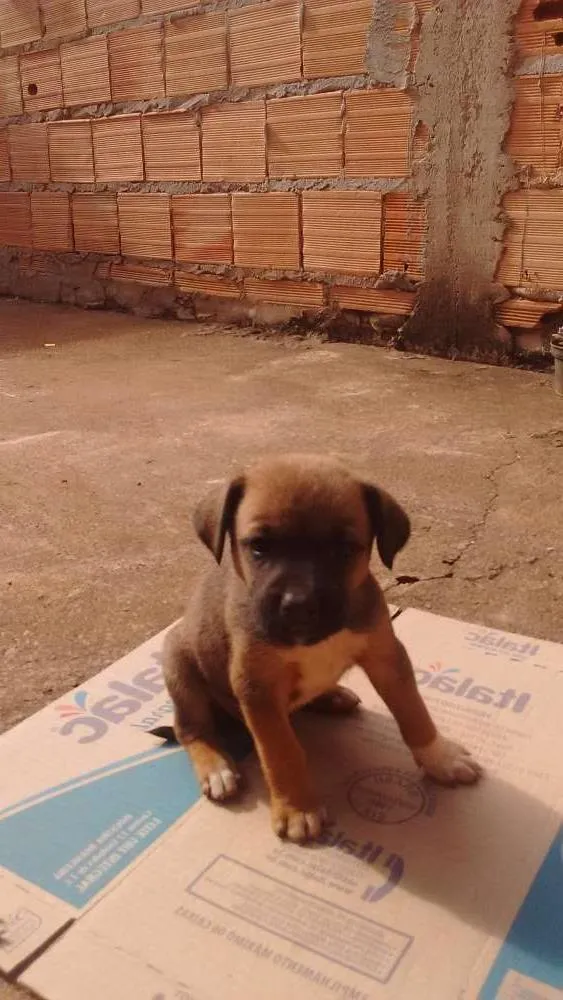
[261,586,344,647]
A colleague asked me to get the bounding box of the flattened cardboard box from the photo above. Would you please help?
[1,606,562,1000]
[1,609,400,969]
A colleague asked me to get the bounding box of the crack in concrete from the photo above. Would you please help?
[383,569,453,593]
[387,447,523,594]
[443,449,522,573]
[461,552,550,583]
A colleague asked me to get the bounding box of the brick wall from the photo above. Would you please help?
[497,2,563,350]
[0,0,561,359]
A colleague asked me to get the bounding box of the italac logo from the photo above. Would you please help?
[317,824,404,904]
[464,628,540,663]
[414,661,531,713]
[55,658,173,743]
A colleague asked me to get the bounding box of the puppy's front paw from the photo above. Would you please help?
[202,764,241,802]
[414,734,483,786]
[271,800,327,843]
[189,744,242,803]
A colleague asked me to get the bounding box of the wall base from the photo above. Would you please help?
[0,249,555,370]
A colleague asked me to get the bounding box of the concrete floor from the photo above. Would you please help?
[1,299,562,996]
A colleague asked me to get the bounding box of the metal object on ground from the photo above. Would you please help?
[551,332,563,396]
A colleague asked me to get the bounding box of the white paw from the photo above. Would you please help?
[414,735,483,786]
[201,766,241,802]
[271,802,328,843]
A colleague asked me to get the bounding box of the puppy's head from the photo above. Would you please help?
[194,455,409,647]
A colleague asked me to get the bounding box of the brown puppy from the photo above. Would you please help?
[163,454,482,843]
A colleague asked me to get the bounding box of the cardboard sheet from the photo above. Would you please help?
[1,606,561,999]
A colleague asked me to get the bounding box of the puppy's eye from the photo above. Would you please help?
[329,539,361,561]
[247,538,271,560]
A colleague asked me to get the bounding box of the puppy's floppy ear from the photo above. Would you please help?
[362,484,410,570]
[193,476,245,563]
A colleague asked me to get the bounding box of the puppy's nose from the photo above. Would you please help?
[279,589,312,620]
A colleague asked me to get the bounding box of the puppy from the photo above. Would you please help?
[163,454,482,843]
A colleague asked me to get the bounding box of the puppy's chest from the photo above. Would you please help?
[285,630,366,708]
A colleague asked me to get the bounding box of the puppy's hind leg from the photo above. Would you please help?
[162,627,241,803]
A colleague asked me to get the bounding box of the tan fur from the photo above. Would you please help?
[277,630,367,710]
[163,454,482,844]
